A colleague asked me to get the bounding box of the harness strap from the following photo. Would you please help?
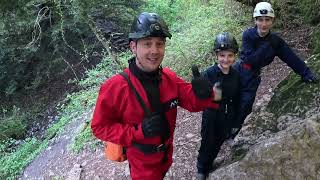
[133,142,168,155]
[120,72,169,162]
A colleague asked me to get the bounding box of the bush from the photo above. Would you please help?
[273,0,320,54]
[0,107,27,141]
[0,0,144,97]
[156,0,249,78]
[0,138,47,179]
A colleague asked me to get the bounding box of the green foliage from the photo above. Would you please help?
[273,0,303,28]
[156,0,250,78]
[0,107,28,141]
[0,138,48,179]
[78,52,131,88]
[273,0,320,54]
[298,0,320,25]
[68,0,144,26]
[44,87,98,140]
[70,122,98,153]
[143,0,182,24]
[267,54,320,117]
[0,0,143,97]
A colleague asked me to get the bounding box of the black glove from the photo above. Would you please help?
[191,65,212,99]
[141,112,169,138]
[302,70,319,83]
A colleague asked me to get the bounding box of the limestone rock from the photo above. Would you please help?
[210,117,320,179]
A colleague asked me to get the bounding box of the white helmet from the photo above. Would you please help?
[253,2,275,18]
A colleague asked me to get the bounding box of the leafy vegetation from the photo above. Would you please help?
[144,0,251,78]
[0,0,143,97]
[0,138,48,179]
[274,0,320,54]
[0,0,143,145]
[0,107,28,141]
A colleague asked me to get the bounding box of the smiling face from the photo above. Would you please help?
[130,37,166,72]
[255,16,274,36]
[216,50,236,74]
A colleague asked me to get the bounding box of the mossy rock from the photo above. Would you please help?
[267,54,320,118]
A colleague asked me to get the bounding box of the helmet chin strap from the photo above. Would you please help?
[135,57,147,72]
[218,64,230,74]
[257,28,270,37]
[132,41,148,72]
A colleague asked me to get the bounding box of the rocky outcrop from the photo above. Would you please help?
[210,108,320,179]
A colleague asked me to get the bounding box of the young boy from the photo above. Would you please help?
[233,2,318,137]
[196,32,241,180]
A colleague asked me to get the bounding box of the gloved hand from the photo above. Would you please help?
[141,112,169,138]
[191,65,212,99]
[302,70,319,83]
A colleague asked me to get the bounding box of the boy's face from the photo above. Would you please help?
[255,16,274,35]
[216,50,236,70]
[130,37,166,72]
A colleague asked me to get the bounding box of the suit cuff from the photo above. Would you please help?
[133,124,145,141]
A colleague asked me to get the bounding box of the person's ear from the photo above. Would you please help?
[271,17,275,24]
[129,41,137,54]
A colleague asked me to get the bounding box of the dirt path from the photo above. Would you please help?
[20,26,312,180]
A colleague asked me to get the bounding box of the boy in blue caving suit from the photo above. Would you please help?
[233,2,318,136]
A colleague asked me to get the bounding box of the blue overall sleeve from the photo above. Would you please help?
[240,29,276,69]
[272,33,309,77]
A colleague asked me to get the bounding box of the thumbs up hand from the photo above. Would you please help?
[191,65,212,99]
[191,65,201,78]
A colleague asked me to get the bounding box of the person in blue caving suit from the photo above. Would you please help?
[233,2,319,137]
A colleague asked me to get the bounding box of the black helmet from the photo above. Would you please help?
[214,32,238,53]
[129,12,172,41]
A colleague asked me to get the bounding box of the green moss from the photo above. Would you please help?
[267,55,320,118]
[312,27,320,54]
[231,146,248,162]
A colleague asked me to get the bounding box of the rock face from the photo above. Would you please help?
[210,109,320,179]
